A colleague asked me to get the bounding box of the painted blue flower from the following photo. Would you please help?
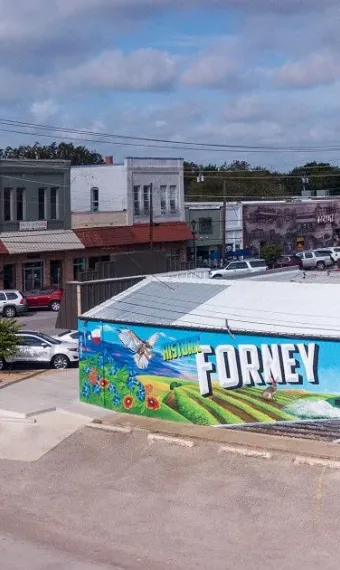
[84,366,91,375]
[81,382,91,399]
[92,383,102,395]
[112,394,121,406]
[97,356,104,367]
[127,376,137,390]
[109,366,117,376]
[137,387,146,402]
[108,384,118,395]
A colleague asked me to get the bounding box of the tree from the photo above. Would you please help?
[260,243,283,265]
[0,142,104,165]
[0,319,20,369]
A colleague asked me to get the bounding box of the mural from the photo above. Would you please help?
[243,201,340,254]
[79,320,340,426]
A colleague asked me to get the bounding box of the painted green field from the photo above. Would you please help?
[79,355,339,425]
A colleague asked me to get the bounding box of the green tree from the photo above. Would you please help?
[0,142,104,165]
[0,319,20,369]
[260,243,283,264]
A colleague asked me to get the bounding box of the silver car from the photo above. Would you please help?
[0,331,79,370]
[296,251,333,270]
[210,259,267,279]
[0,290,27,318]
[54,330,79,343]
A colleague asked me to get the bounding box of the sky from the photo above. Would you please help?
[1,0,340,169]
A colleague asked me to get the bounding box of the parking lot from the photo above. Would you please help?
[16,309,63,336]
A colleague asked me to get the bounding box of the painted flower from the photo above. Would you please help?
[84,366,91,375]
[92,383,102,395]
[112,394,121,406]
[108,384,118,395]
[81,382,91,399]
[137,386,146,402]
[127,376,137,390]
[146,396,160,411]
[99,378,110,389]
[145,384,153,395]
[88,368,98,385]
[109,366,117,376]
[97,356,104,367]
[123,395,135,410]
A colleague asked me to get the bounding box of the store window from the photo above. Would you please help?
[3,265,16,289]
[88,255,110,270]
[160,185,167,215]
[90,187,99,212]
[133,186,140,215]
[169,185,177,213]
[23,262,44,291]
[50,260,62,285]
[73,257,85,280]
[143,185,150,216]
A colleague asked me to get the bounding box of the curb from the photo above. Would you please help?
[0,368,47,390]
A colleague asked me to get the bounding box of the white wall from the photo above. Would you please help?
[226,203,243,249]
[71,164,127,215]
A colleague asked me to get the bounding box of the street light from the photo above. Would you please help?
[191,219,197,268]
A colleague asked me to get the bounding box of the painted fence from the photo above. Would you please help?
[79,319,340,426]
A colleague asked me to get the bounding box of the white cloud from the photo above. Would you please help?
[30,100,60,122]
[274,51,340,88]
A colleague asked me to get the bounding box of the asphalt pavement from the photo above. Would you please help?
[16,308,63,335]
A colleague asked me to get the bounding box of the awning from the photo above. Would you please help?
[0,230,85,255]
[74,222,193,249]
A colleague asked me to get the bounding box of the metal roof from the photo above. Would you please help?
[0,230,84,254]
[83,278,227,326]
[82,275,340,338]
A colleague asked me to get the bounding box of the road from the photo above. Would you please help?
[1,426,340,569]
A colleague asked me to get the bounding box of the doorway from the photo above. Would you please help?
[3,264,16,289]
[23,262,44,291]
[50,260,62,286]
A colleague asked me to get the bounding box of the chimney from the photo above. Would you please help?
[105,156,113,165]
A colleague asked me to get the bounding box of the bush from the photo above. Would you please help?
[260,243,283,264]
[0,319,20,362]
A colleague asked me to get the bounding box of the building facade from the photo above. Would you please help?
[0,159,84,290]
[242,199,340,254]
[185,202,243,264]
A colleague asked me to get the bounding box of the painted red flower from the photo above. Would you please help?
[123,395,134,410]
[88,368,98,385]
[145,384,153,395]
[146,396,160,411]
[99,378,110,389]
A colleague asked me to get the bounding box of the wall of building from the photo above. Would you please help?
[0,159,71,231]
[71,164,128,216]
[79,320,340,426]
[243,200,340,253]
[71,211,128,229]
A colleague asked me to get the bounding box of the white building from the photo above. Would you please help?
[71,157,185,228]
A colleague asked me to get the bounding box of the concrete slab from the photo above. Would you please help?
[0,410,89,461]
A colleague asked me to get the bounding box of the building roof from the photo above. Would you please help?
[74,222,192,248]
[0,230,84,255]
[82,275,340,339]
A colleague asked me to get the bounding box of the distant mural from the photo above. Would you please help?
[79,319,340,427]
[243,201,340,253]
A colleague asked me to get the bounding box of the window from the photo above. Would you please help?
[50,187,59,219]
[0,293,6,301]
[249,260,266,268]
[198,217,212,234]
[16,188,25,221]
[133,186,140,215]
[38,188,46,220]
[90,187,99,212]
[169,185,177,213]
[73,257,85,280]
[143,185,150,216]
[305,252,313,259]
[235,262,248,269]
[88,255,110,270]
[4,188,13,221]
[160,185,167,215]
[226,262,239,270]
[18,335,48,347]
[5,293,18,300]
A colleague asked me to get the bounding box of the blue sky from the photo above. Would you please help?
[1,0,340,169]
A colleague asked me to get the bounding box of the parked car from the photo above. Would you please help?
[210,259,267,279]
[295,250,334,270]
[314,248,340,263]
[54,330,79,343]
[268,255,303,270]
[0,290,27,318]
[24,287,63,312]
[0,331,79,370]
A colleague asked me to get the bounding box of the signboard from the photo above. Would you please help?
[79,320,340,427]
[19,221,47,231]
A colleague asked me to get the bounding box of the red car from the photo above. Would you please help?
[268,255,303,270]
[24,287,63,312]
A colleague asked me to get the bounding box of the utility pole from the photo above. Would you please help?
[149,183,153,249]
[191,219,197,268]
[222,179,227,266]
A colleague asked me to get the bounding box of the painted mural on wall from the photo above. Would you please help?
[243,201,340,254]
[79,319,340,426]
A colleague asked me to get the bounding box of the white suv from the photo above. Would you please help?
[0,290,27,318]
[210,259,267,279]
